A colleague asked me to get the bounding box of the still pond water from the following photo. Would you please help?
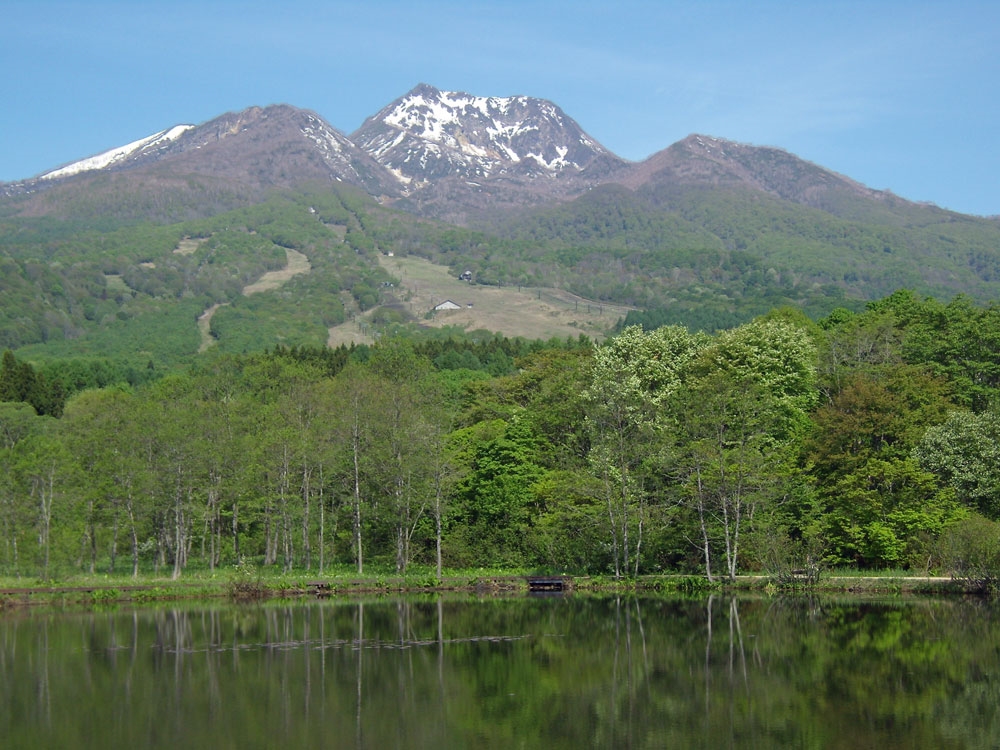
[2,593,999,748]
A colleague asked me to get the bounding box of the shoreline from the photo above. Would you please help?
[0,572,983,610]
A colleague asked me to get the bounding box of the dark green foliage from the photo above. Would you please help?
[485,182,1000,322]
[451,416,544,566]
[38,356,158,395]
[263,342,361,378]
[0,350,64,416]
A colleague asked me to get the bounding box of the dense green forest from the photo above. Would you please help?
[488,182,1000,309]
[3,289,1000,584]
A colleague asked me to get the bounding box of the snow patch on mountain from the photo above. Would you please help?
[300,114,345,154]
[40,125,194,180]
[373,88,587,171]
[527,145,572,170]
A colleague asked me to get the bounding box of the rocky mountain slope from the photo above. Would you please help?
[354,83,622,184]
[2,105,398,219]
[31,104,393,192]
[619,134,887,212]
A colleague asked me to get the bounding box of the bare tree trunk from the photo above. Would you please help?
[633,493,644,579]
[126,493,139,578]
[204,487,216,572]
[33,468,55,579]
[696,468,714,583]
[620,478,631,579]
[605,482,621,580]
[153,510,166,575]
[172,483,184,580]
[395,469,406,574]
[205,468,223,571]
[434,478,443,580]
[318,465,325,575]
[87,498,97,574]
[301,461,312,571]
[264,491,278,566]
[108,506,118,574]
[280,447,293,574]
[352,418,363,575]
[232,496,240,562]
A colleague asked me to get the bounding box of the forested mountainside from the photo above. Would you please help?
[3,85,1000,363]
[5,175,999,362]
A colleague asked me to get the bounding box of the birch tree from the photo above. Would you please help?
[14,434,72,578]
[0,402,49,573]
[584,325,709,578]
[673,374,787,581]
[61,389,148,577]
[673,318,818,580]
[331,364,378,574]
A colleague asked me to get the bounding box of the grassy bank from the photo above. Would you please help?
[0,567,983,610]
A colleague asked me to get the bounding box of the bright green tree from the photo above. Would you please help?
[0,403,56,574]
[11,433,74,577]
[61,388,150,576]
[914,409,1000,520]
[667,318,817,580]
[451,414,544,567]
[584,325,709,578]
[671,373,797,581]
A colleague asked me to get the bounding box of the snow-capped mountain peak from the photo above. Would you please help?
[380,89,541,155]
[351,83,619,189]
[39,125,194,180]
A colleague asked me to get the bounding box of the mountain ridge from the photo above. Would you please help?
[2,84,953,224]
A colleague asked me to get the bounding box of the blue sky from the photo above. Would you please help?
[3,0,998,215]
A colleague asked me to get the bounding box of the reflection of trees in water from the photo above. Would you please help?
[138,596,1000,747]
[702,596,751,721]
[356,601,363,750]
[3,597,1000,747]
[609,595,650,748]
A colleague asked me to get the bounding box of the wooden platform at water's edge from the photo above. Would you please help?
[527,576,572,593]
